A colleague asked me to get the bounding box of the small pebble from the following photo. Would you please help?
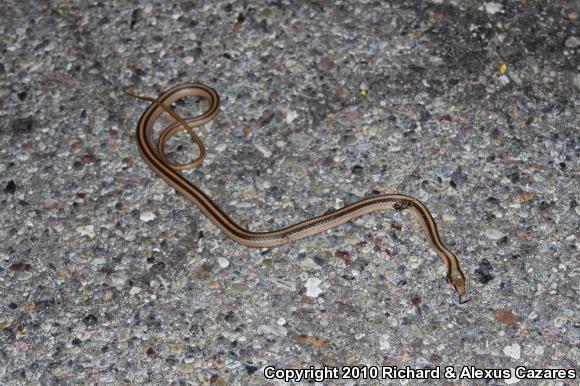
[376,250,391,260]
[76,225,96,239]
[505,373,521,384]
[299,257,321,270]
[3,180,16,194]
[254,142,272,158]
[224,311,235,322]
[503,343,521,359]
[352,165,363,175]
[475,259,495,284]
[91,257,106,266]
[305,277,323,297]
[564,36,580,48]
[359,81,368,96]
[111,272,128,288]
[442,214,456,222]
[217,257,230,268]
[335,250,351,263]
[567,326,580,342]
[561,8,577,21]
[83,314,98,326]
[178,363,194,374]
[9,263,32,272]
[129,286,141,295]
[259,110,275,126]
[140,211,156,222]
[485,2,503,15]
[498,75,510,86]
[494,309,516,324]
[285,110,299,124]
[379,334,391,350]
[11,117,37,134]
[485,229,505,240]
[16,271,33,281]
[257,324,287,338]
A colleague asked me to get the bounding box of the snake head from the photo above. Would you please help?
[447,270,467,296]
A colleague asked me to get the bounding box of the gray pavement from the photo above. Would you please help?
[0,1,578,385]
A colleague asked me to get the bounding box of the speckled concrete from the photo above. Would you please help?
[0,1,578,385]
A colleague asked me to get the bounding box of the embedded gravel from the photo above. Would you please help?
[0,1,578,385]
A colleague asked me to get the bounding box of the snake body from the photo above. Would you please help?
[128,83,468,302]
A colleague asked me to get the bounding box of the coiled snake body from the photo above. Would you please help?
[128,83,468,303]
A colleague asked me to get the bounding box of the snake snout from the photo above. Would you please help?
[447,271,466,296]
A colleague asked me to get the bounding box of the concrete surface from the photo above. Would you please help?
[0,0,578,385]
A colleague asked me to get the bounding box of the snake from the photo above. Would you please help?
[126,83,468,303]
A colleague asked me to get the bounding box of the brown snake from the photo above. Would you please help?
[127,83,468,303]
